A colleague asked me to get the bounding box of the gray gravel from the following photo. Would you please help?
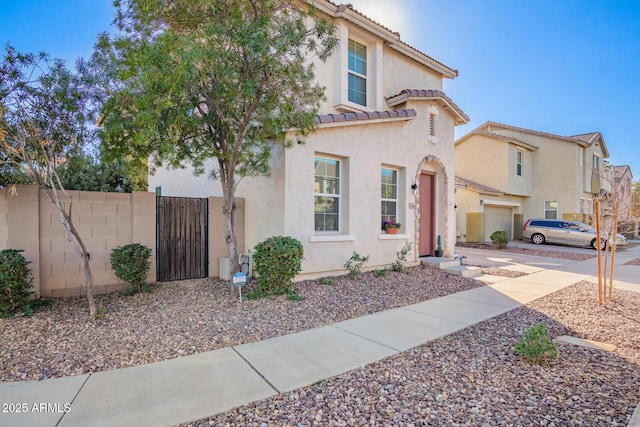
[3,249,639,426]
[181,281,640,426]
[0,265,483,383]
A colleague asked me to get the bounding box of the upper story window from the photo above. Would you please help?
[516,150,523,176]
[381,168,397,228]
[314,157,341,232]
[593,155,600,179]
[348,39,367,106]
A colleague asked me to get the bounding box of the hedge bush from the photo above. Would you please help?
[252,236,304,297]
[110,243,152,294]
[0,249,34,317]
[489,230,509,249]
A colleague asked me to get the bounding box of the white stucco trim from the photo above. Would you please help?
[480,199,521,208]
[309,235,356,243]
[378,233,410,240]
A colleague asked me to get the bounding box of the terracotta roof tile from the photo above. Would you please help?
[455,176,504,195]
[315,109,416,125]
[387,89,469,124]
[568,132,601,144]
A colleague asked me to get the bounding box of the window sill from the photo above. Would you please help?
[379,233,410,240]
[333,101,370,113]
[309,234,356,243]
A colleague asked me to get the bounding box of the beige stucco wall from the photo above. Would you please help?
[455,135,509,191]
[0,186,156,298]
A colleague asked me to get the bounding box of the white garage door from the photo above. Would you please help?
[484,206,512,242]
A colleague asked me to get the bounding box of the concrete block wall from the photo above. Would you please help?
[0,185,156,298]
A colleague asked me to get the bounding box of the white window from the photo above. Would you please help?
[544,200,558,219]
[593,155,600,179]
[314,157,340,231]
[516,150,523,176]
[348,39,367,106]
[381,168,397,229]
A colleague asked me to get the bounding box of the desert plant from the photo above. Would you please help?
[110,243,153,294]
[318,277,335,286]
[391,242,413,272]
[252,236,304,297]
[344,252,369,279]
[514,323,558,364]
[374,268,388,278]
[0,249,34,317]
[490,230,509,249]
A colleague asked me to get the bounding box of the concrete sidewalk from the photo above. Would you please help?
[1,245,639,427]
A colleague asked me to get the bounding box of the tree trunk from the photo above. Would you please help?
[44,188,97,316]
[222,183,241,275]
[81,254,97,316]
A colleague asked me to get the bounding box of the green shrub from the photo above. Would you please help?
[489,230,509,249]
[374,268,388,278]
[252,236,304,297]
[110,243,153,294]
[318,277,335,286]
[0,249,34,317]
[344,252,369,279]
[391,242,412,273]
[514,323,558,364]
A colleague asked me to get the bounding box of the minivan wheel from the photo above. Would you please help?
[591,238,606,250]
[531,233,545,245]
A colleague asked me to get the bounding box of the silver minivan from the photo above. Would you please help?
[522,219,628,250]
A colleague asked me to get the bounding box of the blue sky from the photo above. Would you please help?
[2,0,639,179]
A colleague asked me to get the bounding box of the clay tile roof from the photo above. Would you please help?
[314,109,416,125]
[387,89,469,124]
[568,132,600,144]
[455,176,504,195]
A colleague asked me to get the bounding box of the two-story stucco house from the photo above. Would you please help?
[455,121,610,243]
[614,165,634,220]
[148,1,469,278]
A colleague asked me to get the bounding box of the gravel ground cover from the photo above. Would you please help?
[0,265,484,383]
[625,258,640,265]
[183,281,640,426]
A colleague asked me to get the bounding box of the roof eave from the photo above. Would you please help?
[308,0,458,79]
[387,92,469,125]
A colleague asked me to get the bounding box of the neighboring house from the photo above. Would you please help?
[455,121,610,243]
[613,165,633,219]
[148,1,469,278]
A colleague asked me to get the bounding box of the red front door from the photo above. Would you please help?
[419,172,435,256]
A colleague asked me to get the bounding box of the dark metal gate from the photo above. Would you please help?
[156,196,208,281]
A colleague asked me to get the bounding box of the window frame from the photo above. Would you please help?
[593,155,600,179]
[314,156,341,232]
[381,167,398,229]
[544,200,558,219]
[516,150,523,176]
[347,39,367,107]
